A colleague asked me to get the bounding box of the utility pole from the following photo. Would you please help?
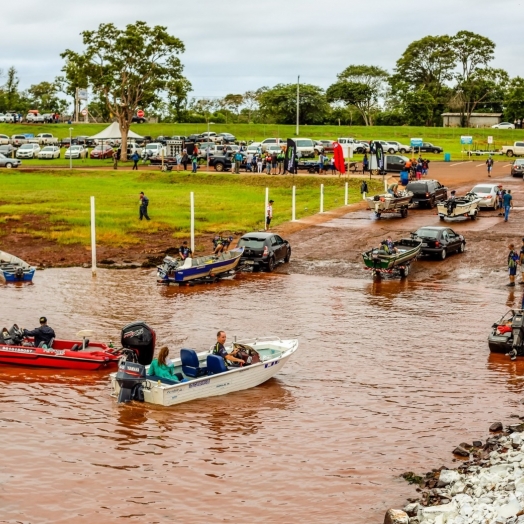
[296,75,300,136]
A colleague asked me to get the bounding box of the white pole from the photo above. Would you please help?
[320,184,324,213]
[384,178,388,192]
[344,182,348,206]
[264,187,269,230]
[69,127,73,170]
[90,196,97,277]
[190,192,195,254]
[292,185,296,221]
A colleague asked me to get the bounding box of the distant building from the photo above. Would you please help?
[441,113,502,128]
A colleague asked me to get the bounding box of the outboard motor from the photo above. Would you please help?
[120,321,156,366]
[508,313,524,360]
[115,361,146,403]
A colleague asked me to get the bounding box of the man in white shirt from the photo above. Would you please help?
[266,199,274,230]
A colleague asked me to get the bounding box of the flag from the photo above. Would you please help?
[333,142,345,174]
[374,141,384,171]
[284,139,296,173]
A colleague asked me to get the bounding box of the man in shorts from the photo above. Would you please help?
[508,243,519,287]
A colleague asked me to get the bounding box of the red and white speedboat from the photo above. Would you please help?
[0,321,156,371]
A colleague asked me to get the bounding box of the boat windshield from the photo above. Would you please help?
[415,228,439,239]
[238,238,265,248]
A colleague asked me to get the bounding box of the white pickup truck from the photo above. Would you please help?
[28,133,59,146]
[501,141,524,157]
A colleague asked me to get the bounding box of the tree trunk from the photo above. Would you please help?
[119,118,130,162]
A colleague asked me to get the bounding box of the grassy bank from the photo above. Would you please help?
[0,170,380,247]
[1,123,522,163]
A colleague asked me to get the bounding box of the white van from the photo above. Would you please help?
[143,142,165,158]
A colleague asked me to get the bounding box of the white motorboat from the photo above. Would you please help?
[437,192,482,221]
[110,337,298,407]
[365,191,413,218]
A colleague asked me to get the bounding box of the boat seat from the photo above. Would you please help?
[147,374,186,385]
[180,348,207,377]
[377,250,389,256]
[206,354,230,375]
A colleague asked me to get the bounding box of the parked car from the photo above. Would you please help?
[376,140,398,154]
[218,132,236,143]
[265,144,284,156]
[0,113,16,123]
[511,159,524,177]
[26,113,45,123]
[238,232,291,272]
[0,145,15,156]
[0,153,21,168]
[414,226,466,260]
[501,141,524,157]
[383,154,410,172]
[11,134,29,147]
[208,152,247,172]
[0,134,10,145]
[245,142,262,155]
[260,138,286,151]
[90,145,114,159]
[470,183,499,209]
[492,122,515,129]
[16,143,40,158]
[199,131,219,142]
[387,141,412,154]
[65,145,87,159]
[29,133,59,146]
[38,146,61,159]
[142,143,165,158]
[415,142,443,154]
[132,115,146,124]
[317,140,335,153]
[405,179,448,208]
[294,138,316,158]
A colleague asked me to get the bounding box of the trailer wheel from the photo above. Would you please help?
[400,265,410,278]
[470,212,477,221]
[400,207,408,218]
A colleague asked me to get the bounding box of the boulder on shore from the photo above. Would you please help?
[490,421,503,432]
[383,508,409,524]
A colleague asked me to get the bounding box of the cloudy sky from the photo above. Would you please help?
[1,0,523,101]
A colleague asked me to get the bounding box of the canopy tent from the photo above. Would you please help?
[89,122,143,140]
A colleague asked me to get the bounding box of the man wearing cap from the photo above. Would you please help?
[139,192,150,221]
[23,317,56,348]
[266,199,274,230]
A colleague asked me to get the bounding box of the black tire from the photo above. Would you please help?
[267,256,275,272]
[433,149,440,154]
[400,207,408,218]
[284,247,291,263]
[5,163,13,169]
[507,151,514,157]
[400,148,407,154]
[388,148,395,154]
[440,249,447,260]
[459,242,465,253]
[214,163,224,172]
[429,197,436,209]
[439,215,445,221]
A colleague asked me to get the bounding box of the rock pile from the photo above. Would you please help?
[385,423,524,523]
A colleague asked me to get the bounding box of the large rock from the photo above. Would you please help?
[420,502,457,521]
[403,503,419,517]
[383,508,409,524]
[453,445,470,457]
[490,421,503,432]
[437,469,461,487]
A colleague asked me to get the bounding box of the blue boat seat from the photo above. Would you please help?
[180,348,207,377]
[207,354,230,375]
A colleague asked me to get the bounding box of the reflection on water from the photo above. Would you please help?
[0,268,520,522]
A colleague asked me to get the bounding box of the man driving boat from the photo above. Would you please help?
[212,331,245,366]
[23,316,55,348]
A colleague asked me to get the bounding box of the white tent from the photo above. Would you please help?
[89,122,143,140]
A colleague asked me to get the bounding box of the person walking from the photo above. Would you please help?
[486,156,494,177]
[265,199,274,230]
[503,189,513,222]
[363,153,369,174]
[131,151,139,170]
[112,150,118,170]
[139,192,150,221]
[508,243,519,287]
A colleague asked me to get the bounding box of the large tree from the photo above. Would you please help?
[60,21,186,160]
[326,65,389,125]
[258,83,329,125]
[504,77,524,122]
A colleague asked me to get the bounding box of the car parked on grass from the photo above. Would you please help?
[317,140,335,153]
[132,115,146,124]
[511,159,524,177]
[492,122,515,129]
[0,153,21,168]
[65,145,87,159]
[38,146,61,159]
[90,145,114,159]
[238,232,291,272]
[0,145,15,156]
[405,179,448,208]
[470,183,499,209]
[218,132,236,143]
[415,142,443,154]
[387,141,412,154]
[25,112,45,123]
[376,140,398,154]
[414,226,466,260]
[11,134,29,147]
[0,134,10,145]
[16,143,41,158]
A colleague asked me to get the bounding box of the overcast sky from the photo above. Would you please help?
[1,0,523,101]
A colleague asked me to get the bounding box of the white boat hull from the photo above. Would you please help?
[110,338,298,407]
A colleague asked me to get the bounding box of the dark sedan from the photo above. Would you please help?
[238,232,291,272]
[511,159,524,177]
[416,142,443,154]
[414,226,465,260]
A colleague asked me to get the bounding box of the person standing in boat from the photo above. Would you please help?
[213,331,245,366]
[23,317,55,348]
[179,241,192,260]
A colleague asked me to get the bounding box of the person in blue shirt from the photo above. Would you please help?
[131,151,140,170]
[139,192,150,221]
[503,189,513,222]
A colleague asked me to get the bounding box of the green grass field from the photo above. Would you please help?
[0,170,381,247]
[1,123,522,167]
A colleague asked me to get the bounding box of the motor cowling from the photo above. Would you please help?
[120,321,156,366]
[115,361,146,403]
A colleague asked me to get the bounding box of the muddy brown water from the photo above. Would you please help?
[2,267,524,523]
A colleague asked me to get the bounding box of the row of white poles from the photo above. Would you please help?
[89,182,354,278]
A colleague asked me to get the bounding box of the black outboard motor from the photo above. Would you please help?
[509,313,524,360]
[120,321,156,366]
[115,361,146,403]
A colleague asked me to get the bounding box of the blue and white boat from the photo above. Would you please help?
[0,250,36,283]
[157,247,244,284]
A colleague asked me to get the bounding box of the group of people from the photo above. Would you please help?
[495,184,513,222]
[245,151,286,174]
[405,158,430,180]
